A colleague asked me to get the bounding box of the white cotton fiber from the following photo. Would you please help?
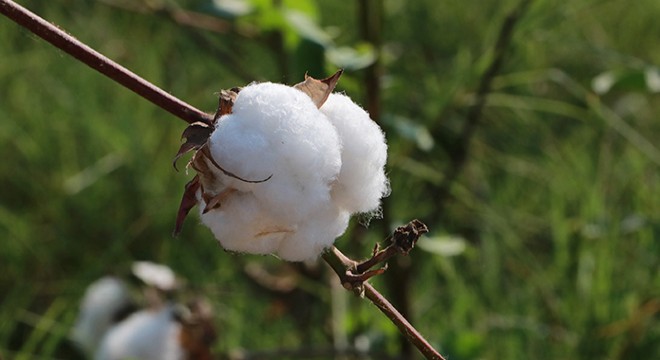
[95,306,184,360]
[198,81,389,261]
[199,191,290,256]
[321,93,389,214]
[71,277,132,356]
[277,203,350,262]
[208,82,342,223]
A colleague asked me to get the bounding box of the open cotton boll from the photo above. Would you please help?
[71,277,133,356]
[321,93,389,214]
[95,306,184,360]
[194,81,390,261]
[208,82,342,223]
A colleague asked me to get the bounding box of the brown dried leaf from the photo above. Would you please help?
[202,187,237,214]
[293,69,343,108]
[173,121,214,171]
[212,87,241,122]
[191,148,217,192]
[173,175,201,236]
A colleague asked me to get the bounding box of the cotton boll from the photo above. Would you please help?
[71,277,133,356]
[321,93,389,214]
[277,203,350,262]
[199,191,291,256]
[208,82,342,223]
[197,83,386,261]
[95,306,184,360]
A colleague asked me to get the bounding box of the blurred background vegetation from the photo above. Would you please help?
[1,0,659,359]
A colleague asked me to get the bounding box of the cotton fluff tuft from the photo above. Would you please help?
[321,93,389,214]
[71,277,133,356]
[200,192,288,256]
[208,82,342,223]
[199,82,388,261]
[95,306,184,360]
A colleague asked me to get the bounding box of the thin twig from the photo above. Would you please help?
[363,283,444,360]
[0,0,212,125]
[355,219,428,274]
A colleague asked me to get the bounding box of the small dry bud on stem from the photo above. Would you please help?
[322,219,444,360]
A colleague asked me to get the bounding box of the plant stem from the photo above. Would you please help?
[363,283,445,360]
[0,0,212,125]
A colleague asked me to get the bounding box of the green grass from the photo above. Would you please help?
[1,0,659,359]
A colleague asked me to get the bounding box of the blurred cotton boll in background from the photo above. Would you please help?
[95,306,184,360]
[70,263,216,360]
[189,75,388,262]
[70,277,134,356]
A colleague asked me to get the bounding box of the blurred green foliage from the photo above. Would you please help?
[1,0,659,359]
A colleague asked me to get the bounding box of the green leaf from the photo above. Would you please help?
[418,235,467,257]
[326,43,377,71]
[382,114,434,151]
[284,10,332,47]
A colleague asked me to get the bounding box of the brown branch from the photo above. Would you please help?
[363,283,444,360]
[0,0,212,125]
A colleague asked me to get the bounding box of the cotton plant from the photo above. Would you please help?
[174,70,389,261]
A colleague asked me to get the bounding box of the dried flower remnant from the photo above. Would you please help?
[174,71,389,261]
